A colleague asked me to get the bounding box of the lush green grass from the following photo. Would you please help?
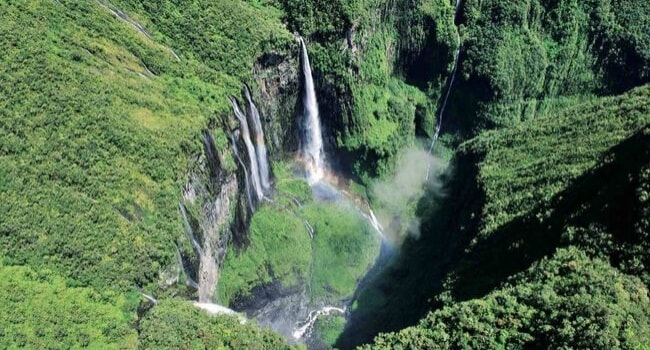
[305,203,380,300]
[219,165,380,306]
[218,205,312,305]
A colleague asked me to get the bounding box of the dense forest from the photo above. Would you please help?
[0,0,648,349]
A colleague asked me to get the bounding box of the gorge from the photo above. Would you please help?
[0,1,648,349]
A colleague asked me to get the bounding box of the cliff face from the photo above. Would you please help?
[253,50,301,157]
[273,0,459,181]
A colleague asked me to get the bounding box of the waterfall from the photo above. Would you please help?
[292,306,345,340]
[298,37,326,184]
[179,203,203,256]
[230,97,264,201]
[243,86,271,191]
[229,132,255,212]
[427,1,462,179]
[175,246,200,289]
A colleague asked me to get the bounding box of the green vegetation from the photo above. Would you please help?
[315,314,348,348]
[0,262,138,349]
[219,165,380,305]
[305,203,380,299]
[365,248,650,349]
[218,205,312,305]
[2,0,649,349]
[0,0,297,348]
[341,84,650,348]
[139,300,297,350]
[452,0,650,133]
[278,0,459,181]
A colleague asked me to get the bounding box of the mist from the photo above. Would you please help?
[370,146,447,241]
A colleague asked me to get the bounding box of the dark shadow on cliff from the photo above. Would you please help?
[451,128,649,301]
[335,149,485,349]
[336,128,649,349]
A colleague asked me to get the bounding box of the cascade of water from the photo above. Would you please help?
[230,97,264,201]
[298,37,326,184]
[243,86,271,191]
[427,2,462,179]
[140,293,157,304]
[292,306,345,340]
[175,246,200,289]
[229,132,255,212]
[193,302,245,323]
[179,203,203,256]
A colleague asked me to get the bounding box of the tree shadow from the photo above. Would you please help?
[450,128,649,301]
[336,149,486,349]
[336,127,649,349]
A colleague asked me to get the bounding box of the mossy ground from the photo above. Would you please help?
[219,161,380,306]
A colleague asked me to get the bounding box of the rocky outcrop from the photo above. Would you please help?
[177,130,241,303]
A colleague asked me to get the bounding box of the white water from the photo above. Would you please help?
[140,293,157,304]
[230,98,264,201]
[298,38,326,184]
[194,302,246,324]
[292,306,345,340]
[243,86,271,191]
[366,205,385,236]
[175,247,200,289]
[179,203,203,256]
[229,132,255,211]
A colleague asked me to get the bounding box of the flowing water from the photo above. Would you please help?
[179,203,203,256]
[427,1,462,179]
[243,86,272,191]
[293,306,345,340]
[298,37,326,184]
[230,97,264,201]
[229,132,255,211]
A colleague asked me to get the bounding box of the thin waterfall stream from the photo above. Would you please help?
[427,1,462,179]
[243,86,272,191]
[290,37,389,342]
[230,97,265,201]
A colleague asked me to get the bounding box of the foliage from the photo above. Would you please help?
[341,85,650,348]
[305,203,380,300]
[0,0,291,291]
[451,0,650,133]
[219,166,380,305]
[278,0,458,181]
[315,314,348,348]
[364,248,650,350]
[0,263,138,349]
[218,205,312,305]
[139,299,297,350]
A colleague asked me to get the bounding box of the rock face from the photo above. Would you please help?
[177,130,242,303]
[253,50,300,157]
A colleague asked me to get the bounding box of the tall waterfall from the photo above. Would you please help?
[230,97,264,201]
[179,203,202,256]
[298,37,326,184]
[243,86,271,191]
[229,132,255,211]
[427,1,462,178]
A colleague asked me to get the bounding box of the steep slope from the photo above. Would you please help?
[340,84,650,348]
[0,0,297,347]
